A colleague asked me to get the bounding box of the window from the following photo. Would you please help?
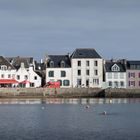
[139,73,140,78]
[108,73,112,79]
[94,70,98,76]
[108,81,112,87]
[48,71,54,77]
[12,74,15,79]
[86,70,89,76]
[61,61,65,68]
[50,61,54,68]
[8,74,11,78]
[114,73,118,79]
[111,64,120,72]
[30,83,34,87]
[34,76,37,80]
[86,61,89,67]
[57,80,62,86]
[77,61,81,66]
[78,70,81,76]
[61,71,66,77]
[129,72,135,78]
[24,75,28,80]
[93,79,99,85]
[120,81,124,87]
[17,75,20,80]
[1,65,7,71]
[120,73,124,79]
[129,81,135,87]
[94,61,98,66]
[1,74,4,78]
[86,79,89,86]
[114,81,118,88]
[77,79,81,86]
[63,80,70,86]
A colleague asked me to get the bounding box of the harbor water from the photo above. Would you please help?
[0,98,140,140]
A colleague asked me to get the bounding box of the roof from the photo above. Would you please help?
[105,61,126,72]
[127,60,140,70]
[47,55,71,68]
[6,56,34,69]
[0,56,15,69]
[71,48,102,59]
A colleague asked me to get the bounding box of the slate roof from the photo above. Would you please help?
[6,56,34,69]
[47,55,71,68]
[105,61,126,72]
[127,60,140,70]
[0,56,15,69]
[71,48,102,59]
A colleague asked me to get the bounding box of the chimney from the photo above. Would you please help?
[21,62,25,69]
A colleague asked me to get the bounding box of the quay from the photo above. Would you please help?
[0,88,140,98]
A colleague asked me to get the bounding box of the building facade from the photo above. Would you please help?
[105,60,126,88]
[71,48,103,88]
[46,55,71,88]
[126,61,140,89]
[0,56,17,87]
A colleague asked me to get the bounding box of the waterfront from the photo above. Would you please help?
[0,98,140,140]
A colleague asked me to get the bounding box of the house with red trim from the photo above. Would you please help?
[0,56,17,87]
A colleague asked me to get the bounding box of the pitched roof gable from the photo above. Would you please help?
[71,48,102,59]
[0,56,15,69]
[6,56,34,69]
[105,61,126,72]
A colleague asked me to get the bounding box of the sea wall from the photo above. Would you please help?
[0,87,140,98]
[0,88,103,98]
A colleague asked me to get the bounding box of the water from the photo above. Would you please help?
[0,98,140,140]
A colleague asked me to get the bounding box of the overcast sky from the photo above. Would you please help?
[0,0,140,60]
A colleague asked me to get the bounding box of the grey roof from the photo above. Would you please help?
[127,60,140,70]
[0,56,15,69]
[47,55,71,68]
[105,61,126,72]
[6,56,34,69]
[71,48,102,59]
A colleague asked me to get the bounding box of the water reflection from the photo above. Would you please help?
[0,98,140,104]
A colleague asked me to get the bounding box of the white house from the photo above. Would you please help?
[0,56,17,87]
[28,66,42,87]
[15,63,41,88]
[105,60,127,88]
[46,55,71,88]
[71,48,103,88]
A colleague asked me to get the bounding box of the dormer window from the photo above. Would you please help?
[60,60,65,68]
[1,65,7,71]
[111,64,120,72]
[50,61,54,68]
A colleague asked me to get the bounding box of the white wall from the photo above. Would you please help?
[71,58,103,88]
[46,68,71,88]
[28,67,41,87]
[106,72,127,88]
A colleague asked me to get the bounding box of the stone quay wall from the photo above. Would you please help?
[0,87,140,98]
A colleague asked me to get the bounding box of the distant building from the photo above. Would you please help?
[0,56,17,87]
[105,60,126,88]
[71,48,103,88]
[6,56,35,70]
[126,61,140,89]
[6,56,42,88]
[45,55,71,88]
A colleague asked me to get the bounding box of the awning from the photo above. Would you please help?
[19,80,31,84]
[0,79,19,84]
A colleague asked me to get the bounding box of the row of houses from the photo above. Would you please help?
[0,48,140,89]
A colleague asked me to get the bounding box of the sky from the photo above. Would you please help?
[0,0,140,61]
